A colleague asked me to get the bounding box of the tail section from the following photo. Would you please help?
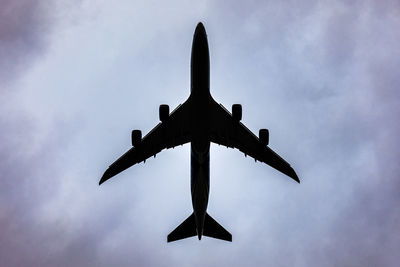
[167,212,232,242]
[167,213,197,242]
[203,213,232,242]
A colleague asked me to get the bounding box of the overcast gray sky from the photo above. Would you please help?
[1,1,399,266]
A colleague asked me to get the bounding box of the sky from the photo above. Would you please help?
[1,0,399,266]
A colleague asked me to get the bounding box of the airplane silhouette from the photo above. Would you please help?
[99,22,300,242]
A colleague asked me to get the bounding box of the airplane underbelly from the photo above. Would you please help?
[190,144,210,214]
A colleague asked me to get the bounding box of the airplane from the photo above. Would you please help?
[99,22,300,242]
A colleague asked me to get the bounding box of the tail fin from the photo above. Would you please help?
[167,213,196,242]
[203,213,232,242]
[167,212,232,242]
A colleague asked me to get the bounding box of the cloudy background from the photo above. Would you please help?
[1,0,399,266]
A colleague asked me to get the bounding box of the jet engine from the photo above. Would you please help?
[259,129,269,146]
[232,104,242,121]
[131,130,142,147]
[159,104,170,122]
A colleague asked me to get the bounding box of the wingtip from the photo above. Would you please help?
[99,169,111,185]
[292,170,300,184]
[288,167,300,183]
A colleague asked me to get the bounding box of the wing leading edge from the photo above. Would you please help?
[99,99,192,185]
[208,99,300,183]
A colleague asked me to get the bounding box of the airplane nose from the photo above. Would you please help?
[195,22,206,36]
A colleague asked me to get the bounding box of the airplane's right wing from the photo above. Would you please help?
[100,99,193,185]
[208,100,300,183]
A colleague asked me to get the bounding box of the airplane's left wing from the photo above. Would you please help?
[208,100,300,183]
[99,99,192,185]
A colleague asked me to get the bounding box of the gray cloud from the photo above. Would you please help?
[0,2,62,264]
[0,0,54,87]
[206,1,400,265]
[0,1,399,266]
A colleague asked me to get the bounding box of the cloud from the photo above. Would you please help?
[0,0,54,87]
[0,1,399,266]
[206,1,400,265]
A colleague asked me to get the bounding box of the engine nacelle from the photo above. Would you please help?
[259,129,269,146]
[232,104,242,121]
[131,130,142,147]
[159,104,169,122]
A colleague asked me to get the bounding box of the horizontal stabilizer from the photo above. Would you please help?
[203,213,232,242]
[167,213,197,242]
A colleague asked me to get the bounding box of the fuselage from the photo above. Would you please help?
[189,22,211,240]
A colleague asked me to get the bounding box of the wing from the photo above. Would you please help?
[99,99,192,185]
[208,100,300,183]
